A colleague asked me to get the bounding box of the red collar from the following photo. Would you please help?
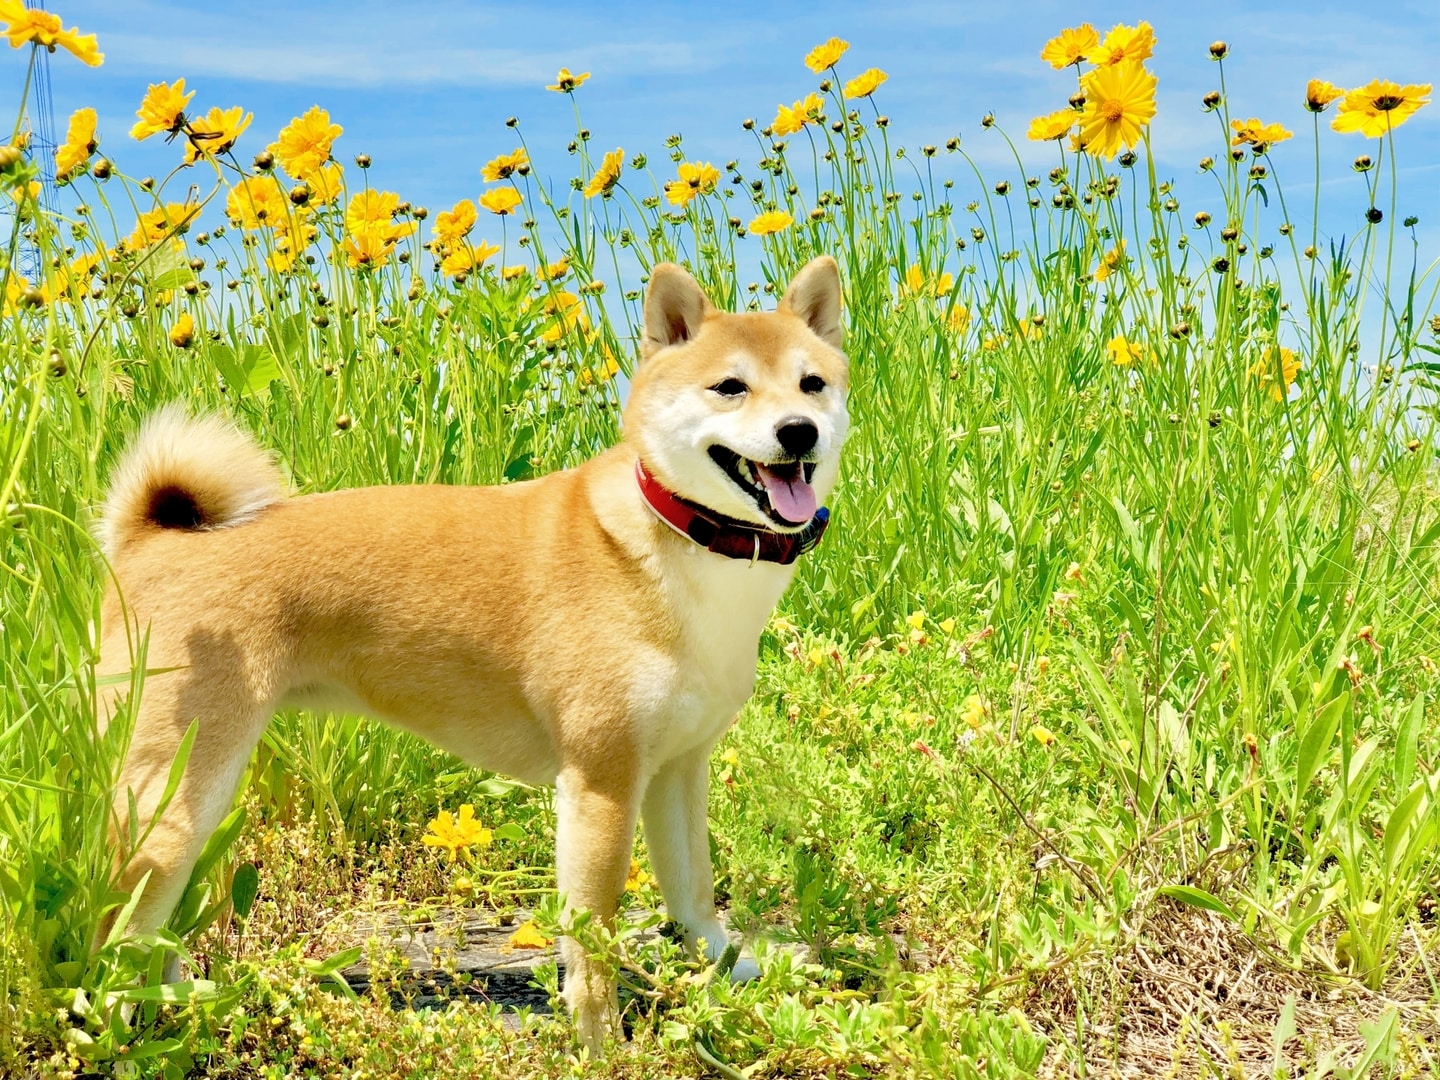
[634,458,829,566]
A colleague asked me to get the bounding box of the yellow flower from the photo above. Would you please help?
[583,148,624,198]
[1027,109,1076,142]
[481,147,528,182]
[539,290,588,341]
[905,610,925,630]
[440,240,500,278]
[421,804,493,862]
[502,264,527,281]
[8,179,37,203]
[168,312,194,348]
[1332,80,1431,137]
[538,257,569,281]
[1305,79,1344,113]
[579,346,621,384]
[343,231,392,269]
[48,250,101,302]
[719,747,741,768]
[1064,561,1083,581]
[1229,118,1292,150]
[938,617,956,635]
[347,189,407,239]
[478,186,523,215]
[1090,22,1155,67]
[509,920,552,948]
[432,198,477,252]
[748,209,793,236]
[1250,346,1300,402]
[844,68,887,98]
[546,67,589,92]
[1040,24,1098,69]
[55,106,97,178]
[624,860,653,893]
[804,36,848,73]
[125,201,199,251]
[271,106,342,178]
[130,79,193,141]
[1106,333,1144,366]
[0,2,102,65]
[960,694,986,730]
[183,105,253,163]
[1078,61,1157,159]
[947,305,970,334]
[304,162,345,206]
[1031,725,1056,747]
[1094,241,1125,283]
[773,92,823,136]
[664,161,719,207]
[904,264,953,298]
[226,175,287,230]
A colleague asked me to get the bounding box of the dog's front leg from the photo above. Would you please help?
[554,764,638,1054]
[642,743,750,973]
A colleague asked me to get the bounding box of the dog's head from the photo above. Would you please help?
[624,257,849,532]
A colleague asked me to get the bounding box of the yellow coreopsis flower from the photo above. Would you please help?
[960,694,986,729]
[1027,108,1076,142]
[481,147,528,182]
[509,920,552,948]
[183,105,253,164]
[947,305,971,334]
[342,231,390,269]
[1039,24,1098,69]
[904,264,954,298]
[1230,118,1292,150]
[346,189,416,243]
[130,79,193,141]
[664,161,720,207]
[843,68,888,98]
[1331,80,1431,137]
[0,1,102,65]
[804,36,848,73]
[546,67,589,92]
[502,264,527,281]
[55,106,97,178]
[773,92,823,136]
[303,162,345,206]
[440,240,501,277]
[1249,346,1301,401]
[748,209,793,236]
[538,257,569,281]
[1030,725,1057,747]
[1305,79,1344,113]
[1078,61,1157,159]
[422,804,494,862]
[1094,241,1125,283]
[1106,333,1143,366]
[271,106,342,178]
[1090,21,1155,67]
[583,147,624,198]
[168,312,194,348]
[479,186,523,215]
[124,201,199,251]
[624,860,653,893]
[227,175,287,230]
[432,198,477,252]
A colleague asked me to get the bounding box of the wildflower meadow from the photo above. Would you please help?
[3,7,1440,1077]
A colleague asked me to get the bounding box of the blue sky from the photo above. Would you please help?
[7,0,1438,274]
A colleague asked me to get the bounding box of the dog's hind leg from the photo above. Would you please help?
[100,628,273,950]
[554,762,639,1054]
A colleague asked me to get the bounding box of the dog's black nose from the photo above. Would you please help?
[775,418,819,458]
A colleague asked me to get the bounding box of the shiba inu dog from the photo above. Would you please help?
[96,256,848,1051]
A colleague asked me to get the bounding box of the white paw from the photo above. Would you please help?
[728,956,761,983]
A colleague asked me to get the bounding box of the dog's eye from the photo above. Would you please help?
[800,374,826,394]
[710,378,748,397]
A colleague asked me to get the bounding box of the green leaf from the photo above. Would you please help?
[1393,694,1423,797]
[303,945,362,978]
[1382,779,1431,880]
[1157,884,1238,923]
[492,822,526,843]
[108,979,219,1005]
[230,862,259,920]
[1294,694,1345,813]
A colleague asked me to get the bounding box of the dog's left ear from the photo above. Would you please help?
[780,256,843,349]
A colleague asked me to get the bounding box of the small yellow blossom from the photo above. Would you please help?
[1305,79,1344,113]
[1028,109,1076,142]
[719,747,741,768]
[124,201,199,251]
[0,2,102,66]
[938,618,956,635]
[583,148,624,198]
[432,198,477,252]
[1229,118,1292,150]
[1040,24,1098,69]
[538,257,569,281]
[905,610,925,630]
[183,105,253,163]
[502,264,528,281]
[748,210,793,235]
[624,860,653,892]
[9,179,38,202]
[1108,334,1144,365]
[773,92,823,136]
[1064,562,1083,581]
[1094,241,1125,283]
[960,694,986,729]
[55,106,97,177]
[346,189,415,244]
[481,147,528,182]
[343,231,392,269]
[130,79,193,141]
[1090,21,1155,66]
[226,175,287,231]
[479,186,523,215]
[904,264,954,298]
[947,305,970,334]
[271,106,342,178]
[422,804,494,862]
[664,161,719,207]
[804,36,848,73]
[1079,60,1157,159]
[1249,345,1301,402]
[547,67,589,92]
[168,312,194,348]
[1332,80,1431,137]
[509,920,552,948]
[304,162,345,206]
[844,68,887,98]
[1031,725,1057,747]
[440,240,501,278]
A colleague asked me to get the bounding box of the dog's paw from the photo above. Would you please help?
[728,955,761,983]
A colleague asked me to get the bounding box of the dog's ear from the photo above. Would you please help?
[642,263,712,358]
[780,256,843,349]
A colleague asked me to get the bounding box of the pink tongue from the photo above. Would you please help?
[755,465,817,524]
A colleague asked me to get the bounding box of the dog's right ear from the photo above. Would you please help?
[642,263,712,358]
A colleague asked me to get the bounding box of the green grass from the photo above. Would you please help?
[4,25,1440,1079]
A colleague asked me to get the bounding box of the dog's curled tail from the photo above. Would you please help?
[98,406,287,560]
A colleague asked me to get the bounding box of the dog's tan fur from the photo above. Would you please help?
[96,257,848,1051]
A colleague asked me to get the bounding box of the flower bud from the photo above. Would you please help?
[1366,207,1383,224]
[1202,90,1221,110]
[289,183,310,206]
[1194,211,1211,227]
[1209,41,1228,59]
[252,150,274,171]
[355,153,371,168]
[1353,155,1372,172]
[0,145,21,170]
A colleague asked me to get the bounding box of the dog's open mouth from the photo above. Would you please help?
[707,445,818,527]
